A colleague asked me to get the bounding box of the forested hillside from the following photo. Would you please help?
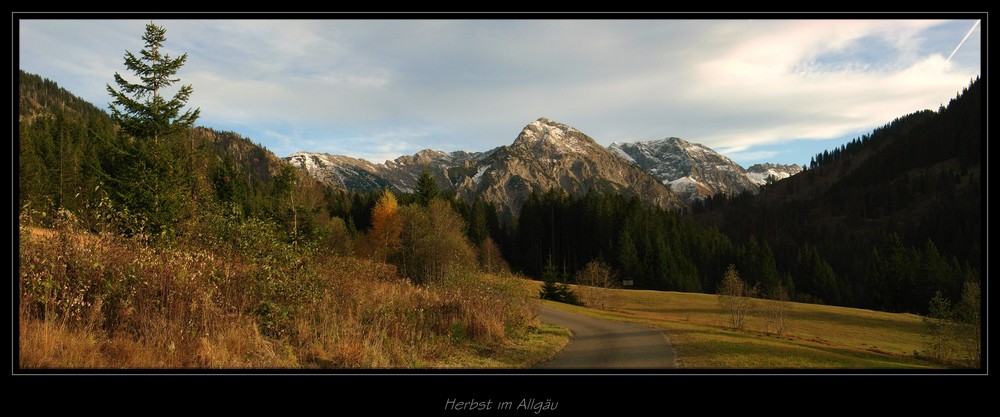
[19,69,347,247]
[694,78,982,313]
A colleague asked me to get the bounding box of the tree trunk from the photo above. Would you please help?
[291,192,297,248]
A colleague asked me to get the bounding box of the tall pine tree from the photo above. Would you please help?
[103,22,199,237]
[106,22,200,142]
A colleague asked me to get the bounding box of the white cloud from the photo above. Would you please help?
[681,20,977,151]
[723,150,779,163]
[18,18,981,165]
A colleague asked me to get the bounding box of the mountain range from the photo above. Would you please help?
[288,118,803,214]
[608,138,802,204]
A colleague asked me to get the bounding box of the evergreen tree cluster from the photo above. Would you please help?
[538,257,580,305]
[809,131,878,170]
[19,74,114,222]
[501,189,790,296]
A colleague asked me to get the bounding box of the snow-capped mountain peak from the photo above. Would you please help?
[512,117,595,155]
[608,137,772,205]
[745,163,804,185]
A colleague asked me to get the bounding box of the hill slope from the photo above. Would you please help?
[694,77,982,313]
[18,70,341,242]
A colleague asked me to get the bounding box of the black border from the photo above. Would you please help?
[11,9,990,409]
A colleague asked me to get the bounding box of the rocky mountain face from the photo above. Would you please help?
[286,149,489,194]
[608,138,759,204]
[452,118,682,218]
[384,149,489,193]
[288,118,682,218]
[288,118,809,216]
[745,163,804,186]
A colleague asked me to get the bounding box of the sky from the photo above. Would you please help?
[18,18,981,166]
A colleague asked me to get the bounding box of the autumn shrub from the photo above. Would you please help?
[434,269,533,344]
[397,199,478,284]
[19,212,533,368]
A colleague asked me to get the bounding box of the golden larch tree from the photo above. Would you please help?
[369,189,403,263]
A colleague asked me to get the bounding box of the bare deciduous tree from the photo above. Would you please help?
[922,283,981,368]
[956,281,981,367]
[763,284,791,336]
[923,291,957,362]
[718,265,758,330]
[575,260,619,310]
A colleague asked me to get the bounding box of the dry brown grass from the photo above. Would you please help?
[19,225,540,369]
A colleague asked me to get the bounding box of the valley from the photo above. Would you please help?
[16,19,982,371]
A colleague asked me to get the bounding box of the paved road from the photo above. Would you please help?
[535,303,676,369]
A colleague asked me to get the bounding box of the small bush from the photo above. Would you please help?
[539,280,580,305]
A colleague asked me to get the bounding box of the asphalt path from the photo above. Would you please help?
[534,303,676,369]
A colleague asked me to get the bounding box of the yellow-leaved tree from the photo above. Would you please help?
[368,189,403,263]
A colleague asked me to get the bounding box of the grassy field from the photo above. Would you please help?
[535,283,942,369]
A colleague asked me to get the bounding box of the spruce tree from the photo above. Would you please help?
[538,254,579,305]
[415,167,439,206]
[467,197,489,245]
[104,22,198,237]
[107,22,200,142]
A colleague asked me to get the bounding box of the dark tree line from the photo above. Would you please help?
[496,189,797,297]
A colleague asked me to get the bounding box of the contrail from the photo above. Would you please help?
[947,20,980,63]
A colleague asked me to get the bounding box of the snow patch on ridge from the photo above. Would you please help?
[668,176,701,193]
[609,144,636,164]
[472,165,490,184]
